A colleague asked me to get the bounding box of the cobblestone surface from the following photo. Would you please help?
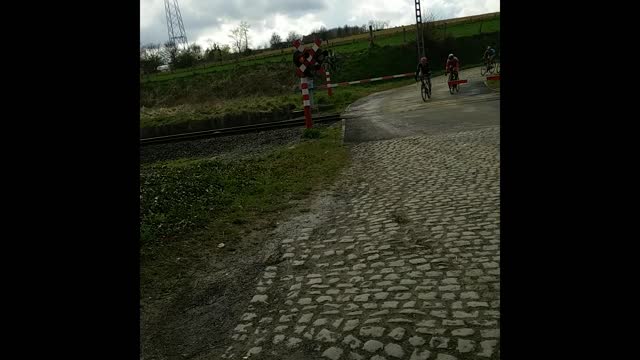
[221,126,500,359]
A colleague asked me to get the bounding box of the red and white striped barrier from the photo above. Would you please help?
[448,79,468,86]
[486,75,500,81]
[325,70,332,96]
[317,72,415,89]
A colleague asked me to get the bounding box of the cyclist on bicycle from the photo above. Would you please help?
[415,56,432,84]
[483,46,496,69]
[445,53,460,78]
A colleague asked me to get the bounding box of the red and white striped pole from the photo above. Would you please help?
[325,70,332,96]
[300,77,313,128]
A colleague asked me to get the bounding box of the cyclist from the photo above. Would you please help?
[483,46,496,69]
[415,56,432,89]
[445,53,460,79]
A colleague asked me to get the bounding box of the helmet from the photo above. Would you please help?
[420,56,427,64]
[448,53,454,60]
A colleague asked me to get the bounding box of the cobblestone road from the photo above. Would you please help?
[221,123,500,359]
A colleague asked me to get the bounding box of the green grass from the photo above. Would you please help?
[140,126,349,246]
[140,94,299,128]
[141,16,500,84]
[140,77,418,128]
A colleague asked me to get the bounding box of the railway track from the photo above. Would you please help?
[140,113,342,146]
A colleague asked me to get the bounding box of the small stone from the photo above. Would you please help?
[430,337,450,349]
[354,294,370,302]
[457,339,475,353]
[384,343,405,358]
[442,320,465,326]
[246,347,262,356]
[360,326,385,337]
[430,310,448,318]
[409,258,428,264]
[467,301,489,308]
[417,320,436,327]
[313,318,329,327]
[298,313,313,323]
[436,354,457,360]
[316,328,338,342]
[343,334,362,349]
[441,293,456,300]
[480,329,500,338]
[409,336,425,346]
[388,286,410,292]
[453,311,478,319]
[234,323,252,333]
[388,318,413,324]
[286,337,302,348]
[418,292,437,300]
[371,309,389,317]
[394,292,412,300]
[460,292,479,299]
[388,327,406,340]
[279,315,293,322]
[322,346,344,360]
[316,296,333,303]
[250,295,268,303]
[478,340,498,357]
[409,349,431,360]
[343,319,360,331]
[374,292,389,300]
[451,328,474,336]
[274,325,288,332]
[241,313,257,321]
[272,334,286,344]
[363,340,384,352]
[382,301,399,308]
[402,301,416,308]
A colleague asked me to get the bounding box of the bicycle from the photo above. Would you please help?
[480,57,496,76]
[418,73,432,101]
[447,69,460,94]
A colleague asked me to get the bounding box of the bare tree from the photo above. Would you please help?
[239,21,251,51]
[229,26,243,53]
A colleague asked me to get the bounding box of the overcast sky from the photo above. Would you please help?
[141,0,500,50]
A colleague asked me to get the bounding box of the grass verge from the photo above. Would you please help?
[140,126,348,247]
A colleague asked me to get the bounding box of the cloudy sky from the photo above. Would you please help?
[141,0,500,50]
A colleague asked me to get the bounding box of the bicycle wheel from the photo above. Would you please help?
[420,82,428,102]
[449,74,455,94]
[426,79,432,99]
[488,62,495,74]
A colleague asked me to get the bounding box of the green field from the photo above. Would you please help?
[141,16,500,84]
